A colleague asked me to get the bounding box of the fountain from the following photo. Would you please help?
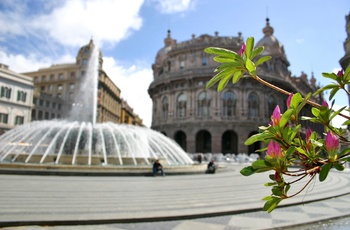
[0,45,193,168]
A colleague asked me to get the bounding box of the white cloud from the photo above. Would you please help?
[103,57,153,127]
[152,0,195,14]
[30,0,144,47]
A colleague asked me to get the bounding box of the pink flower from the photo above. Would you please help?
[271,105,281,126]
[267,141,283,158]
[325,131,339,152]
[337,69,344,78]
[287,93,293,108]
[238,42,246,56]
[306,127,312,142]
[322,100,329,108]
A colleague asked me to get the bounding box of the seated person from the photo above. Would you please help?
[207,159,216,174]
[153,159,165,176]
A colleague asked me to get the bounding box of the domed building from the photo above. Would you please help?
[148,19,324,156]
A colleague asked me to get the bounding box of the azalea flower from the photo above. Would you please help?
[322,100,329,108]
[337,69,344,78]
[267,141,283,158]
[238,42,246,56]
[306,127,312,142]
[287,93,293,108]
[325,131,339,152]
[271,105,281,126]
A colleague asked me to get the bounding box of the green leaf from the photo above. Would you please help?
[319,163,332,182]
[255,56,271,67]
[218,74,232,92]
[314,84,338,96]
[206,68,235,89]
[329,87,340,100]
[344,65,350,79]
[204,47,236,56]
[263,197,282,213]
[245,132,273,145]
[264,182,277,186]
[251,46,264,59]
[245,37,254,59]
[279,109,293,128]
[213,56,236,63]
[246,58,256,76]
[333,163,344,171]
[252,159,273,172]
[214,62,244,72]
[285,184,291,193]
[240,166,256,176]
[232,70,244,84]
[321,72,338,81]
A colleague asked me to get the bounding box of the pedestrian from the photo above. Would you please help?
[207,159,216,174]
[153,159,165,176]
[197,154,202,164]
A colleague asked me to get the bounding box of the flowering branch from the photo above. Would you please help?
[205,36,350,212]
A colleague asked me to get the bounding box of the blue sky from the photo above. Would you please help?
[0,0,349,127]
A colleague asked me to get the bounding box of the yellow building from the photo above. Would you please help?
[23,39,142,125]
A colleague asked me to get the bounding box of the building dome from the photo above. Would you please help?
[255,18,286,57]
[76,39,103,69]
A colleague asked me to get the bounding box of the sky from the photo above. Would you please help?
[0,0,349,128]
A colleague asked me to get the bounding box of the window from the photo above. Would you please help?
[58,73,63,80]
[202,56,207,66]
[248,93,259,118]
[45,101,50,107]
[57,93,62,98]
[81,71,85,77]
[58,85,63,91]
[162,97,168,120]
[58,104,62,110]
[69,83,75,90]
[33,98,37,105]
[14,116,24,125]
[49,85,53,91]
[34,76,38,82]
[198,91,211,118]
[50,74,55,80]
[70,72,75,78]
[52,102,56,109]
[39,99,44,106]
[51,113,56,119]
[180,60,185,69]
[42,75,46,81]
[222,91,236,117]
[17,91,27,102]
[177,93,187,118]
[45,112,49,119]
[82,59,88,65]
[40,86,45,91]
[38,111,43,119]
[0,113,8,124]
[1,86,11,99]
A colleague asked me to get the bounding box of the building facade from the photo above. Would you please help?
[148,19,323,155]
[23,39,143,126]
[0,63,34,134]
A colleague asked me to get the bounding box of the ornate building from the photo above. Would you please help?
[0,63,34,134]
[23,39,143,126]
[148,19,323,155]
[340,12,350,70]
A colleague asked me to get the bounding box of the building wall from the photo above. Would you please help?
[149,26,323,156]
[0,63,34,133]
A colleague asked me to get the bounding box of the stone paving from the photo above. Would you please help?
[1,164,350,229]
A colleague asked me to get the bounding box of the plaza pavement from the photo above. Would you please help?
[1,163,350,229]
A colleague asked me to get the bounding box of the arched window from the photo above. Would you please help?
[177,93,187,118]
[248,93,259,118]
[267,95,276,118]
[162,97,168,120]
[222,91,236,117]
[198,91,211,118]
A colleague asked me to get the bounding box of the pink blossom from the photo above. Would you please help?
[322,100,329,108]
[271,105,281,126]
[325,131,339,152]
[337,69,344,78]
[306,127,312,142]
[267,141,283,158]
[238,42,246,56]
[287,93,293,108]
